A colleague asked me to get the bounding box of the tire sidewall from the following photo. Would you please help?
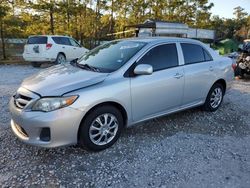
[55,53,66,64]
[79,106,124,151]
[204,84,224,112]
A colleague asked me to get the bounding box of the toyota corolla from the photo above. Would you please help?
[9,38,234,151]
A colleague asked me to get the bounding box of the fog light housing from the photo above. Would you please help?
[40,128,51,142]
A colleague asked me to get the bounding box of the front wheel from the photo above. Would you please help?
[203,83,224,112]
[78,105,124,151]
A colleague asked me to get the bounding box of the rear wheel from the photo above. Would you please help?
[31,62,41,68]
[203,83,224,112]
[55,53,66,64]
[78,105,123,151]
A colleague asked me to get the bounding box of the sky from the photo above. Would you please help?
[209,0,250,18]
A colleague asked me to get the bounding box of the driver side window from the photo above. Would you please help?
[137,43,179,71]
[69,38,80,47]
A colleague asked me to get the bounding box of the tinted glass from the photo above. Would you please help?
[203,49,213,61]
[77,41,146,73]
[69,38,80,47]
[52,37,61,44]
[27,36,47,44]
[52,37,71,45]
[181,43,205,64]
[137,44,178,71]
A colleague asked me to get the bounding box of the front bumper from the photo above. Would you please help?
[9,97,84,148]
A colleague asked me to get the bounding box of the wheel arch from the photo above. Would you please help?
[213,79,226,94]
[77,101,128,141]
[57,52,66,59]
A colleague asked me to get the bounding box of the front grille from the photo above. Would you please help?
[14,93,32,109]
[14,123,29,138]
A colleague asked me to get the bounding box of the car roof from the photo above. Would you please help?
[120,37,221,59]
[120,37,204,45]
[28,35,71,38]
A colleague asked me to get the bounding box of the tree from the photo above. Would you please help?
[30,0,57,34]
[233,6,249,40]
[0,2,10,59]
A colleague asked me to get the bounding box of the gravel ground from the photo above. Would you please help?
[0,65,250,188]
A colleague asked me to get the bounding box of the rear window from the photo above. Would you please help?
[181,43,213,64]
[27,36,47,44]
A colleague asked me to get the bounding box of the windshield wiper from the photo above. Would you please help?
[75,62,100,72]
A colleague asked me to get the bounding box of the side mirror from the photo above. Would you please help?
[134,64,153,75]
[70,58,78,64]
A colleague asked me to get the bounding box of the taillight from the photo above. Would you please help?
[46,43,52,50]
[232,63,237,70]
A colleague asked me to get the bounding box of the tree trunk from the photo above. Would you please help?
[0,20,6,60]
[109,0,114,36]
[49,7,54,34]
[94,0,100,46]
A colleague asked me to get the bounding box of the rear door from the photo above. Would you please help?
[130,43,184,121]
[180,43,215,106]
[52,37,72,60]
[24,36,47,57]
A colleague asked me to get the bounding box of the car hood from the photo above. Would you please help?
[21,64,109,96]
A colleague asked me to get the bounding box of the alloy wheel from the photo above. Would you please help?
[89,113,119,146]
[210,87,223,109]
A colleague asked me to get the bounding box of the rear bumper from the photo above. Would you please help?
[23,53,56,62]
[9,97,84,148]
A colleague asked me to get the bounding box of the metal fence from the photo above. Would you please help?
[0,39,26,59]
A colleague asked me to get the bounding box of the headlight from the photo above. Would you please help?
[31,96,78,112]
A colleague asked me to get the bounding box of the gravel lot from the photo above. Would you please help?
[0,65,250,188]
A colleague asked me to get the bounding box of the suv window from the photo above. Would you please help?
[69,38,80,47]
[27,36,47,44]
[52,37,71,45]
[181,43,213,64]
[137,44,179,71]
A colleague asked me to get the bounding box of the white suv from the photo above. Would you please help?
[23,35,88,67]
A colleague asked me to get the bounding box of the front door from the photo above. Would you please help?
[130,43,184,121]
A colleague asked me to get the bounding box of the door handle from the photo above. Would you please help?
[173,73,183,79]
[209,66,214,71]
[73,48,76,50]
[62,47,65,49]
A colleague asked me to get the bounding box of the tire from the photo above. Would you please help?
[235,66,245,78]
[78,105,124,151]
[203,83,224,112]
[31,62,41,68]
[55,53,66,64]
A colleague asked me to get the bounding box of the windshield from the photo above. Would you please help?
[77,40,146,73]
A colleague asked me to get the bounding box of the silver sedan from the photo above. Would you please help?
[9,37,234,150]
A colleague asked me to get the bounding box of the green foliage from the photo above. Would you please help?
[212,39,239,55]
[0,0,249,51]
